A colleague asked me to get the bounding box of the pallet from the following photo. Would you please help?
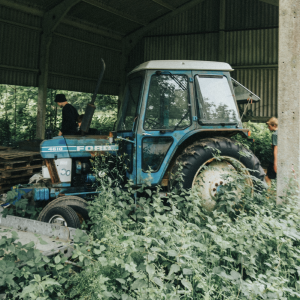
[0,150,41,162]
[0,149,43,194]
[0,159,43,171]
[0,166,42,179]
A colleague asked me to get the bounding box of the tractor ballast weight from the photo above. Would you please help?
[1,60,264,228]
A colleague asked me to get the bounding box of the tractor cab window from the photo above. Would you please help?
[144,74,191,130]
[195,75,240,125]
[116,76,143,131]
[231,77,260,104]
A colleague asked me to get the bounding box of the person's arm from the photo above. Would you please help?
[273,145,277,173]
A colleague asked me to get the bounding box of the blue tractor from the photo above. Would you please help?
[3,60,264,228]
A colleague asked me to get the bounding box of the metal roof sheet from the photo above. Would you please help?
[129,60,234,74]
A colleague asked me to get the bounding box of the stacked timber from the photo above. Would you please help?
[0,148,43,193]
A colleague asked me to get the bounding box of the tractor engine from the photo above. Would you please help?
[72,158,95,188]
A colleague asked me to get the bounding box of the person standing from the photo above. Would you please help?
[265,117,278,186]
[55,94,79,136]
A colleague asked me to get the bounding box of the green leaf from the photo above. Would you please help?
[42,256,50,263]
[146,264,155,279]
[169,264,180,275]
[116,278,126,284]
[167,250,177,257]
[183,268,193,275]
[181,279,192,290]
[152,276,163,287]
[11,231,19,240]
[54,255,61,264]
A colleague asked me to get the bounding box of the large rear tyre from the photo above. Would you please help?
[171,137,265,211]
[38,196,89,225]
[39,205,81,228]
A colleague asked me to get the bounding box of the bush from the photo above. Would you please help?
[235,122,273,167]
[1,153,300,299]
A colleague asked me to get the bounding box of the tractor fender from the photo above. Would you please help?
[160,128,250,186]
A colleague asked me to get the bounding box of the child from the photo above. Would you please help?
[265,117,278,186]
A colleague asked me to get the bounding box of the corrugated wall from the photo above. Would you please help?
[130,0,279,121]
[0,6,41,87]
[0,5,121,95]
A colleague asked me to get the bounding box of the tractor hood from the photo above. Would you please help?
[40,136,118,159]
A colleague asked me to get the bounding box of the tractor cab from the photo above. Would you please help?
[115,60,260,186]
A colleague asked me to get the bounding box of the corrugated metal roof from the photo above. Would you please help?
[0,0,279,121]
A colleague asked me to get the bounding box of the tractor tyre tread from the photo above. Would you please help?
[171,137,265,189]
[39,205,81,228]
[38,196,89,223]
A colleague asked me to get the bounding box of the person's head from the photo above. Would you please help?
[266,117,278,131]
[77,114,84,127]
[55,94,68,107]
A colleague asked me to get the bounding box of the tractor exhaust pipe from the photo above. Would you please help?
[80,58,106,135]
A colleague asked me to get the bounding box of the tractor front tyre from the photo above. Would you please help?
[38,196,89,226]
[38,205,81,228]
[170,137,265,211]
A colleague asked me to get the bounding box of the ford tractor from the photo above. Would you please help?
[2,60,264,228]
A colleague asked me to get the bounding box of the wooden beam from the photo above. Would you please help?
[124,0,205,54]
[151,0,176,11]
[82,0,148,26]
[258,0,279,6]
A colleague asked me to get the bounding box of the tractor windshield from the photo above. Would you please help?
[195,75,240,125]
[144,74,191,130]
[116,75,144,131]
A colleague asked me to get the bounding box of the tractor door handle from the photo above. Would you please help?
[142,133,152,136]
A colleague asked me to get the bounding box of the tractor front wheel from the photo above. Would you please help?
[38,196,89,228]
[39,205,81,228]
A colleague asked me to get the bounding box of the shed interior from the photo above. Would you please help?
[0,0,279,138]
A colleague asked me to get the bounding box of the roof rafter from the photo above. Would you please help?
[82,0,148,26]
[151,0,176,11]
[0,0,123,40]
[258,0,278,6]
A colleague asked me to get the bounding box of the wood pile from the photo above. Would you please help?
[0,148,43,194]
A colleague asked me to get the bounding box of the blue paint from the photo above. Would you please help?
[85,174,96,183]
[34,187,50,201]
[41,136,118,159]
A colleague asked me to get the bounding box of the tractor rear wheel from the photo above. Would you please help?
[38,196,89,227]
[171,137,265,211]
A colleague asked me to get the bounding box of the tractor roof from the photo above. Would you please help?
[129,60,234,75]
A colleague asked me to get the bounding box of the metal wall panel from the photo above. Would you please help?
[0,5,41,28]
[143,33,219,62]
[48,35,120,95]
[225,28,278,66]
[0,21,40,87]
[226,0,278,31]
[147,0,219,36]
[232,68,278,118]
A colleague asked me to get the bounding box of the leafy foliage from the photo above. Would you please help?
[234,121,273,166]
[1,153,300,299]
[0,84,117,145]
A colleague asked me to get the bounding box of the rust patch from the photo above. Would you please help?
[45,159,60,184]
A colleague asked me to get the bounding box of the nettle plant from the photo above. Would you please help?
[2,151,300,299]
